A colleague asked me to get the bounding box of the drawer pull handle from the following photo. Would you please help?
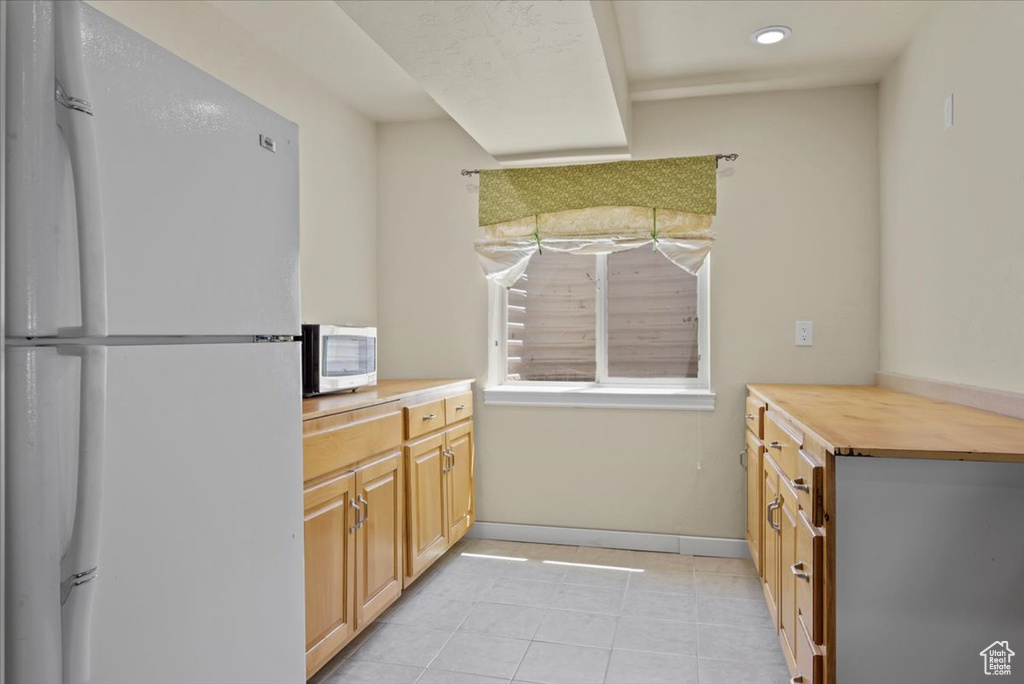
[745,413,756,419]
[768,441,784,450]
[442,448,454,473]
[358,495,369,526]
[791,561,810,582]
[791,677,804,684]
[422,413,437,421]
[791,477,811,493]
[349,499,362,533]
[455,404,466,411]
[766,498,780,532]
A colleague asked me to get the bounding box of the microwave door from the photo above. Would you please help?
[323,336,372,374]
[320,333,375,391]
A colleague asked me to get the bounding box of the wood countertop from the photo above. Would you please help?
[748,384,1024,463]
[302,379,474,421]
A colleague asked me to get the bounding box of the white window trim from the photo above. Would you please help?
[485,255,714,411]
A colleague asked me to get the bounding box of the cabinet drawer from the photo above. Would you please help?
[445,392,474,424]
[304,411,402,484]
[794,449,823,525]
[764,413,801,480]
[405,399,446,440]
[746,396,766,440]
[794,509,824,646]
[794,617,823,684]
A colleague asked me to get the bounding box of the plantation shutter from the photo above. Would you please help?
[607,249,698,379]
[508,253,596,382]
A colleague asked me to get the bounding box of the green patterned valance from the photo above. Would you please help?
[478,155,717,227]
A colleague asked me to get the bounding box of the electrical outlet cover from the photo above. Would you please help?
[796,320,813,346]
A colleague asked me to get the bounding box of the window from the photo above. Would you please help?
[486,249,712,410]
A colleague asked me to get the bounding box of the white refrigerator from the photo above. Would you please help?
[4,2,306,683]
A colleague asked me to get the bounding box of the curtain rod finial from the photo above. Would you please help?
[462,169,480,176]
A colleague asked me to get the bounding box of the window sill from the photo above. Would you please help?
[483,384,716,411]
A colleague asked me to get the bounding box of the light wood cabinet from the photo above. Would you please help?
[795,509,823,644]
[445,392,474,424]
[302,406,404,679]
[301,380,475,680]
[745,389,832,684]
[745,431,763,575]
[446,421,475,542]
[405,399,446,440]
[405,419,476,585]
[303,473,357,679]
[747,383,1024,684]
[354,452,404,627]
[778,477,799,671]
[755,409,827,684]
[761,455,780,626]
[406,433,449,578]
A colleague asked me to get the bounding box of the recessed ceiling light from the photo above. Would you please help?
[751,25,791,45]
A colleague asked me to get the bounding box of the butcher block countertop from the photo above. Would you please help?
[748,384,1024,463]
[301,378,474,421]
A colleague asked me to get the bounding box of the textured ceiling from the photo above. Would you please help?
[337,0,630,161]
[208,0,443,122]
[200,0,937,158]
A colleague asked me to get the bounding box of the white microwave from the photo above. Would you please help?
[301,324,377,396]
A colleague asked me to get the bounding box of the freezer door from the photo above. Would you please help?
[5,2,299,337]
[4,342,305,684]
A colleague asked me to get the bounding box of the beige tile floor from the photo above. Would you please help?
[312,539,789,684]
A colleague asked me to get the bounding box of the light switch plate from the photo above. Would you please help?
[796,320,813,346]
[944,93,954,130]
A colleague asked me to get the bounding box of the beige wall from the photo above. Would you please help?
[378,86,880,539]
[879,1,1024,393]
[87,1,378,326]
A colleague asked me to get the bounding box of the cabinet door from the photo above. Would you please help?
[778,479,799,669]
[762,457,780,627]
[445,422,475,544]
[405,434,449,581]
[745,432,763,576]
[355,452,404,628]
[303,472,357,679]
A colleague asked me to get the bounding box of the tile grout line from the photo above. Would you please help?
[342,543,770,683]
[349,543,472,681]
[411,586,481,683]
[508,544,578,684]
[421,541,589,682]
[600,569,632,683]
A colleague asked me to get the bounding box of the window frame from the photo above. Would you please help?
[485,253,714,410]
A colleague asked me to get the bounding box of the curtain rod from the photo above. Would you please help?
[460,153,738,176]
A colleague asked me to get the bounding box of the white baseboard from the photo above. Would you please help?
[468,521,750,559]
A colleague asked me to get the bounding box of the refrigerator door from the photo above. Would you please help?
[4,342,305,684]
[4,347,65,684]
[5,1,300,338]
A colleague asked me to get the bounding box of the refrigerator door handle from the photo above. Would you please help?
[57,345,108,684]
[54,0,108,337]
[60,566,99,605]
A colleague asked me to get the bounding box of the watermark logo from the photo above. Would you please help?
[980,641,1015,676]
